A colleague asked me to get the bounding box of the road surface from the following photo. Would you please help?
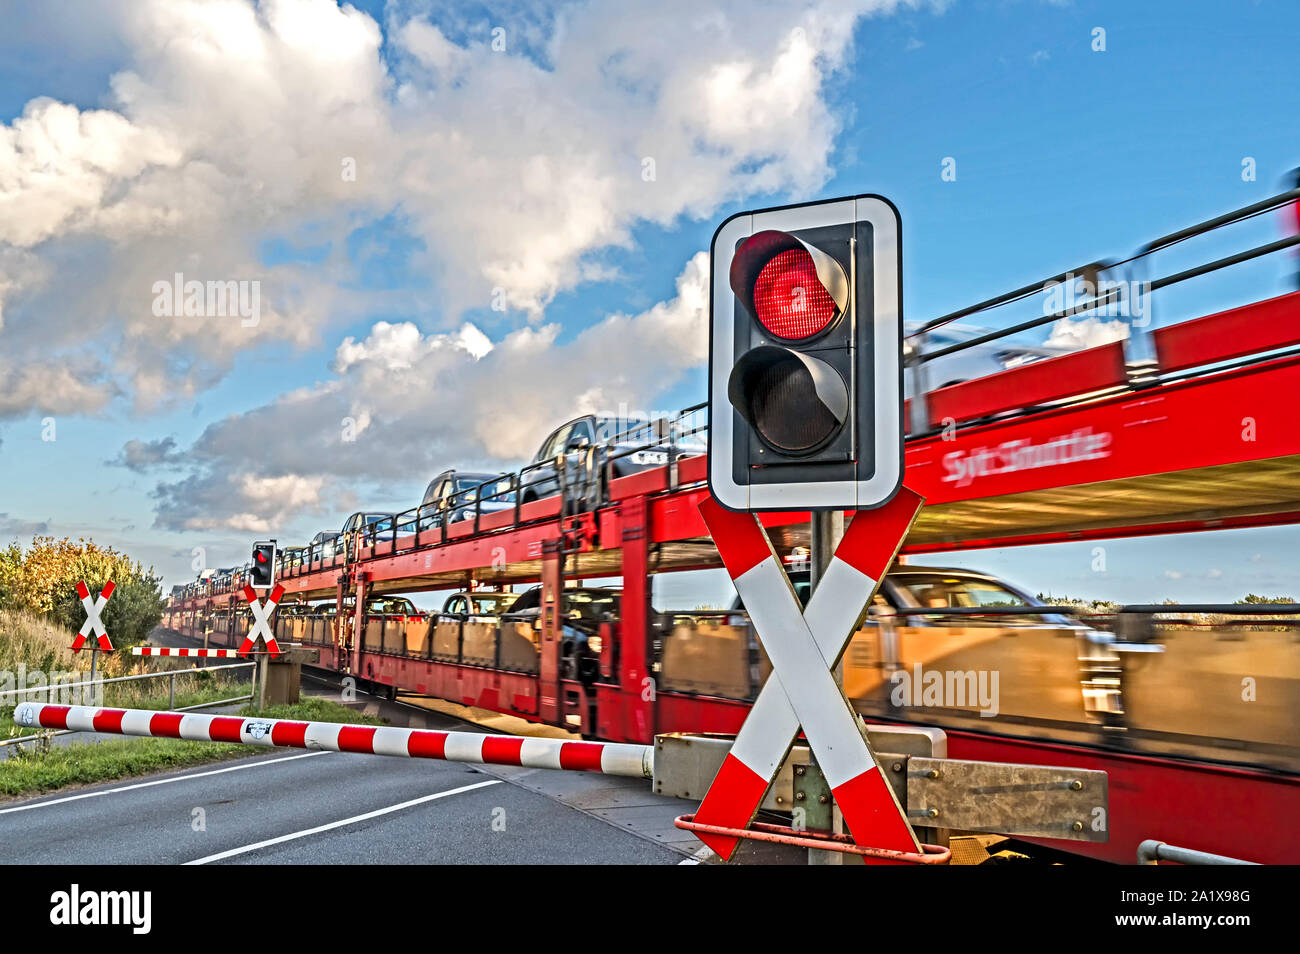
[0,734,690,865]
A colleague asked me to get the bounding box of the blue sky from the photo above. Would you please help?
[0,0,1297,606]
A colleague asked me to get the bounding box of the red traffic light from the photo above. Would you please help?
[250,541,276,588]
[729,230,849,342]
[752,248,838,340]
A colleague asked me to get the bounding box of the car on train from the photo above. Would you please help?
[519,414,705,504]
[439,590,519,616]
[499,585,620,684]
[418,469,516,529]
[339,510,398,548]
[741,562,1073,623]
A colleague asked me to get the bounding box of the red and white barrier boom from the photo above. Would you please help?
[691,488,924,861]
[11,702,653,779]
[131,647,242,658]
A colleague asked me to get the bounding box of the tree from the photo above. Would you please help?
[0,537,165,647]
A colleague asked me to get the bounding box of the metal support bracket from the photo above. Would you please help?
[654,731,1108,845]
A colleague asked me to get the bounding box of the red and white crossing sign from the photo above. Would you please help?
[70,580,115,653]
[239,583,283,657]
[692,488,924,861]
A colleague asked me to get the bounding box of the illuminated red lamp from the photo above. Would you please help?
[729,230,849,342]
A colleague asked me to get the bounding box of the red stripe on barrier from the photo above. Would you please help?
[209,717,245,742]
[481,736,524,766]
[242,585,257,604]
[270,583,284,603]
[337,726,377,754]
[408,731,449,760]
[832,767,917,854]
[150,712,184,738]
[558,741,605,772]
[40,705,70,730]
[271,721,308,747]
[100,580,115,599]
[836,487,925,580]
[93,709,126,733]
[693,753,770,860]
[76,581,90,600]
[698,498,772,579]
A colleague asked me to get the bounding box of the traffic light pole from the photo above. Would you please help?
[807,510,851,865]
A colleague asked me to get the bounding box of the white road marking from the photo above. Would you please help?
[0,751,330,816]
[184,779,502,865]
[678,844,715,865]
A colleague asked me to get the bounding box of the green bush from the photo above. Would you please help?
[0,537,164,648]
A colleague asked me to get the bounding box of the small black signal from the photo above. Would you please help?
[250,541,276,588]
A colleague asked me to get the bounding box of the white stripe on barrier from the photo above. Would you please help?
[131,647,242,658]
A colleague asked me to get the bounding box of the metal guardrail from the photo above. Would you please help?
[1137,839,1258,866]
[1,661,255,750]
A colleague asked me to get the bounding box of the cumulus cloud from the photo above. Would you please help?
[0,0,918,422]
[0,513,52,541]
[110,436,186,472]
[1044,315,1130,350]
[150,251,711,531]
[2,0,934,535]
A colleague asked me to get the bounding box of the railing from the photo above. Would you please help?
[1,661,255,751]
[905,185,1300,434]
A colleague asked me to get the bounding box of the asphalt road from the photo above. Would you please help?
[0,742,685,864]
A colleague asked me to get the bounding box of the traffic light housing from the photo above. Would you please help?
[708,195,904,511]
[250,540,276,588]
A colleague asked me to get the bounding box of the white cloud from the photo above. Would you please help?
[111,436,185,472]
[2,0,939,535]
[149,251,711,531]
[1,0,921,422]
[1044,315,1130,350]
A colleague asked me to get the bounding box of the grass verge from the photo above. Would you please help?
[0,695,381,799]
